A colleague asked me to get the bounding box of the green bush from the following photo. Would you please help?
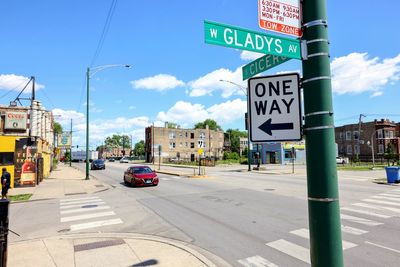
[223,151,240,160]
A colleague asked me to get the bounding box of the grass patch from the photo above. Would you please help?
[9,194,32,202]
[337,165,386,171]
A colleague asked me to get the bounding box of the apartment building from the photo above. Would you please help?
[335,119,400,161]
[145,123,224,163]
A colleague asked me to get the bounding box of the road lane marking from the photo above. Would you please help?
[352,203,400,214]
[61,211,115,222]
[341,207,391,219]
[365,241,400,254]
[60,196,99,202]
[341,214,383,226]
[372,195,400,202]
[341,225,368,235]
[237,255,278,267]
[60,199,103,206]
[379,193,400,198]
[60,202,106,209]
[363,198,400,207]
[60,206,110,214]
[290,228,357,250]
[266,239,310,264]
[70,218,123,231]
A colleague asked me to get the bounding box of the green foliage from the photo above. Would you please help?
[53,122,63,135]
[194,119,222,131]
[225,128,247,154]
[134,140,145,156]
[166,122,178,128]
[384,143,397,166]
[64,151,71,162]
[223,151,240,160]
[104,134,131,149]
[9,194,32,202]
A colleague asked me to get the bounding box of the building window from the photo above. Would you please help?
[0,152,14,166]
[378,144,384,154]
[377,129,383,139]
[346,131,352,141]
[169,142,175,149]
[185,142,188,147]
[346,145,352,155]
[353,131,359,140]
[339,132,344,140]
[388,131,394,139]
[190,142,194,148]
[190,133,194,139]
[185,132,188,138]
[169,132,176,139]
[199,132,205,139]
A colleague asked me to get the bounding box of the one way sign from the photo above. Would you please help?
[248,73,302,142]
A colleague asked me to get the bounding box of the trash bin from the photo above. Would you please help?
[385,167,400,183]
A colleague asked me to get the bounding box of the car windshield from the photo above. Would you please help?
[133,167,153,174]
[94,160,104,164]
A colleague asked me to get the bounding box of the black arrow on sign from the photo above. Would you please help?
[258,118,294,136]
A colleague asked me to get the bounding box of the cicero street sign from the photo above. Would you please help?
[248,73,302,142]
[258,0,302,37]
[204,20,301,59]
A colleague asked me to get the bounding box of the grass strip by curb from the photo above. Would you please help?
[9,193,33,202]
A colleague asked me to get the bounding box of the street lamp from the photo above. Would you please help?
[219,79,251,171]
[85,64,131,180]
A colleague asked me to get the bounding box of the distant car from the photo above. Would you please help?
[123,166,159,187]
[108,157,115,162]
[91,159,105,170]
[120,157,129,163]
[336,157,349,164]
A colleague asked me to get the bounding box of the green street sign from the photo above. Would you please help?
[242,54,291,80]
[204,20,301,60]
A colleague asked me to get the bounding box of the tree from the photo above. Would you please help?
[53,122,63,135]
[134,140,145,156]
[104,134,131,149]
[194,119,222,131]
[384,143,397,166]
[166,122,178,128]
[225,128,247,154]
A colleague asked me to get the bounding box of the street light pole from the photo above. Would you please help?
[219,79,251,171]
[85,64,131,180]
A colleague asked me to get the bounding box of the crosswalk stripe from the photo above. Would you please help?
[353,202,400,214]
[266,239,310,264]
[70,218,123,231]
[160,178,171,181]
[363,198,400,207]
[60,202,106,209]
[341,225,368,235]
[60,206,110,215]
[341,213,383,226]
[379,193,400,198]
[60,199,103,206]
[60,196,99,202]
[290,228,357,250]
[61,211,115,222]
[237,255,278,267]
[341,207,391,219]
[372,195,400,202]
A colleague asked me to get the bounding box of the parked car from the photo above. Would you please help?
[108,157,115,162]
[91,159,105,170]
[123,166,159,187]
[120,157,129,163]
[336,157,349,164]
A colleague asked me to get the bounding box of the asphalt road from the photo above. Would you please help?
[13,162,400,266]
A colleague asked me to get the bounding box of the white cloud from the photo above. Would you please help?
[130,74,184,91]
[188,67,246,98]
[128,105,136,110]
[156,99,246,128]
[0,74,44,92]
[370,91,383,98]
[240,51,264,61]
[331,53,400,96]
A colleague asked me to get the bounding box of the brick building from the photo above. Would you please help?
[145,123,224,163]
[335,119,400,161]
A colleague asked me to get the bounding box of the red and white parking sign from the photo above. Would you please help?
[258,0,302,37]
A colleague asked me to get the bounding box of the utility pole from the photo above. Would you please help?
[85,67,90,180]
[357,114,366,162]
[152,123,155,164]
[301,1,344,266]
[70,118,72,167]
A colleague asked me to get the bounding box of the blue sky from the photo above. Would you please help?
[1,0,399,148]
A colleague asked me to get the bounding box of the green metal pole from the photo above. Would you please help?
[247,91,251,171]
[302,1,343,266]
[85,67,90,180]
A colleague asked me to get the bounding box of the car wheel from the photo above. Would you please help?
[131,179,135,187]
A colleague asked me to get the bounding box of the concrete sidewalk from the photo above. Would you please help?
[7,164,229,267]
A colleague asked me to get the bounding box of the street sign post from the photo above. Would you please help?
[242,54,291,80]
[248,73,301,142]
[258,0,302,37]
[204,20,301,59]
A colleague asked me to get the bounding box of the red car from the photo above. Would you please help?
[123,166,159,187]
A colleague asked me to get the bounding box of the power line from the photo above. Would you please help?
[90,0,118,67]
[0,79,30,100]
